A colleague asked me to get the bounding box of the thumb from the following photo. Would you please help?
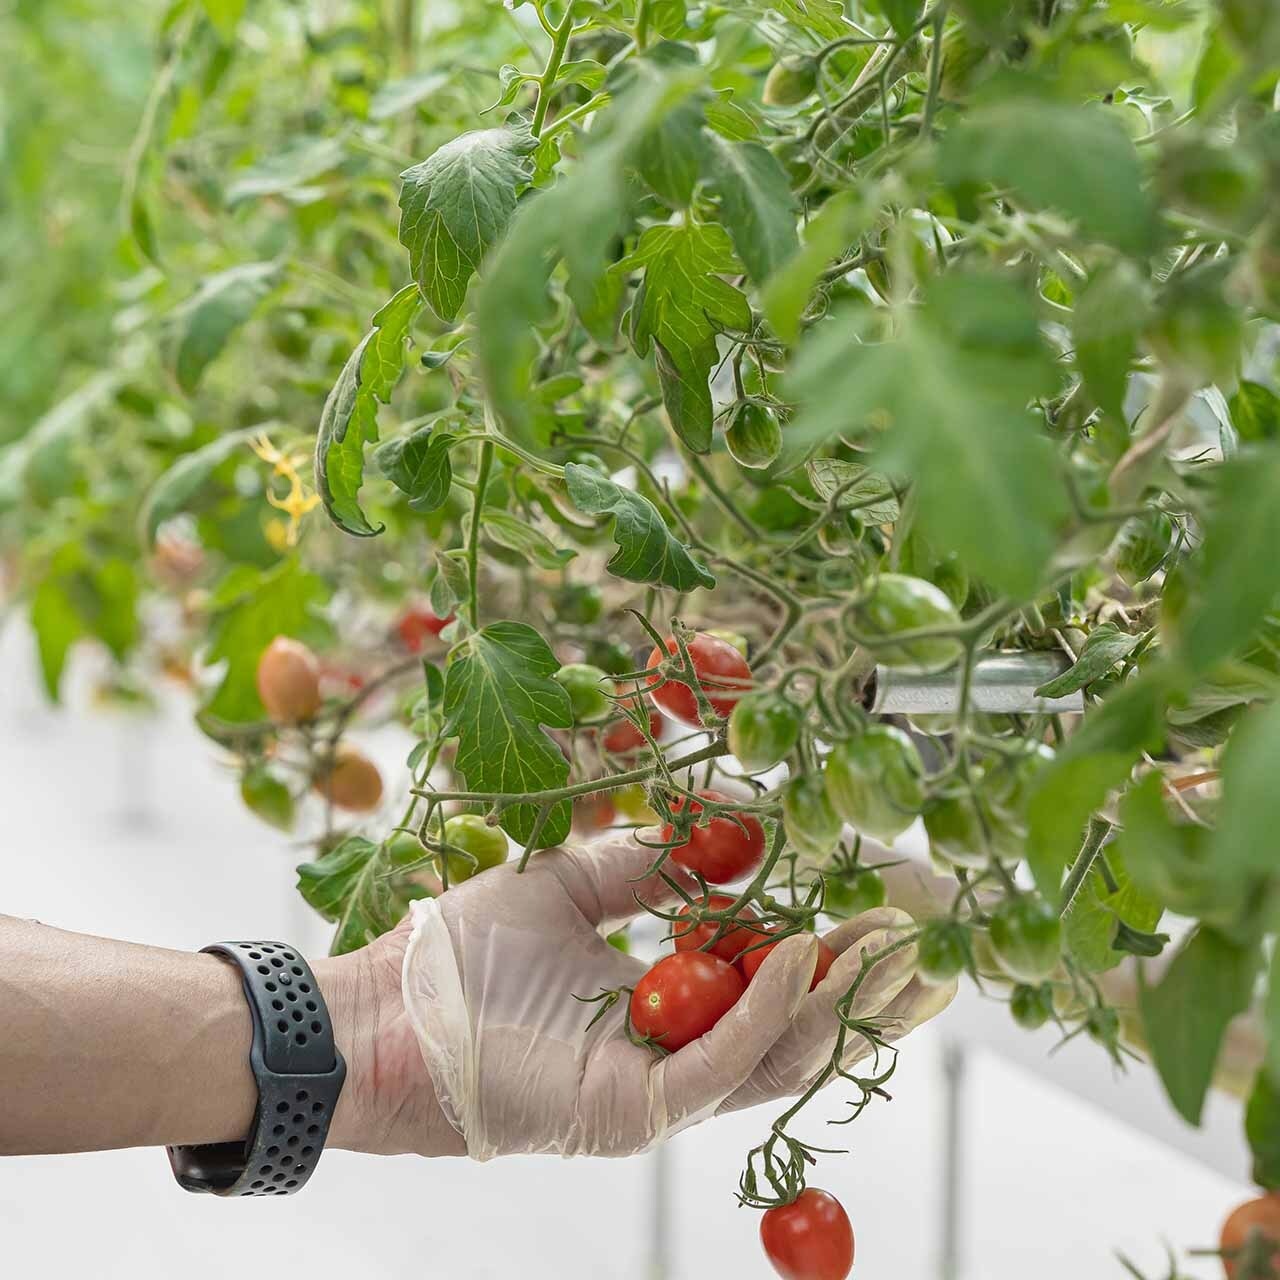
[657,933,817,1122]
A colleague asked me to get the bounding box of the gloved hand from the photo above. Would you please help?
[396,828,956,1160]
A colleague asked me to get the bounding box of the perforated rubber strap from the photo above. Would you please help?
[167,942,347,1198]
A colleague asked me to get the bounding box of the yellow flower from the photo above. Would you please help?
[249,432,321,547]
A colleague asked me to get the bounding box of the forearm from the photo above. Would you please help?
[0,914,374,1161]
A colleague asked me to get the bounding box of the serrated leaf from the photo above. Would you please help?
[623,222,752,452]
[483,509,575,568]
[297,836,412,955]
[557,59,607,90]
[775,0,849,38]
[443,622,573,845]
[706,137,797,285]
[1035,624,1144,698]
[788,271,1066,597]
[704,91,759,141]
[431,551,469,617]
[315,284,423,537]
[202,559,331,724]
[563,462,716,591]
[398,127,536,323]
[138,427,257,546]
[941,94,1156,256]
[1073,261,1151,421]
[1064,848,1163,972]
[634,98,707,206]
[1140,926,1259,1124]
[168,262,278,394]
[1181,452,1280,673]
[806,458,900,524]
[375,423,455,513]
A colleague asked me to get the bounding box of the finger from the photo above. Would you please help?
[727,926,918,1104]
[822,906,915,957]
[657,934,817,1122]
[542,827,698,930]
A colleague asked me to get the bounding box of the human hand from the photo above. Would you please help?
[325,828,955,1160]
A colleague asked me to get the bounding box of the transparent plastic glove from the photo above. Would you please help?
[402,828,956,1159]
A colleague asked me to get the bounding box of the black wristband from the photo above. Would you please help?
[167,941,347,1198]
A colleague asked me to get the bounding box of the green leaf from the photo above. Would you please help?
[30,576,86,701]
[1034,624,1144,698]
[202,559,331,724]
[1181,453,1280,673]
[225,136,346,205]
[881,0,924,40]
[763,190,866,345]
[398,126,536,323]
[296,836,409,955]
[315,284,423,537]
[1073,261,1151,421]
[563,462,716,592]
[443,622,574,846]
[806,458,900,524]
[623,222,752,452]
[557,59,607,91]
[788,271,1065,598]
[240,765,295,832]
[483,509,576,569]
[1246,1071,1280,1191]
[1140,926,1259,1125]
[431,550,469,617]
[1212,700,1280,880]
[375,423,455,513]
[1231,381,1280,442]
[369,71,451,120]
[167,262,278,395]
[138,428,257,546]
[1193,24,1242,112]
[940,93,1156,256]
[705,137,797,285]
[774,0,849,38]
[199,0,246,41]
[1064,848,1163,972]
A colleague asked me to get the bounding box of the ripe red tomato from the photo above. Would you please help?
[395,605,453,653]
[601,697,664,754]
[573,792,617,833]
[664,790,766,884]
[761,1188,855,1280]
[645,632,751,726]
[629,951,745,1052]
[673,893,763,963]
[1221,1194,1280,1277]
[740,934,836,991]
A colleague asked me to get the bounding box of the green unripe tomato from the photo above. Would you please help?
[559,583,604,626]
[387,830,425,868]
[728,691,802,773]
[822,868,887,916]
[923,790,990,869]
[825,726,925,842]
[783,772,843,859]
[1010,982,1055,1031]
[763,54,818,106]
[918,921,970,986]
[586,639,635,676]
[988,896,1062,984]
[1114,510,1173,586]
[555,662,613,725]
[853,573,962,671]
[725,403,783,470]
[441,813,509,883]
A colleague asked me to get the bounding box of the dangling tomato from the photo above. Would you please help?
[760,1188,855,1280]
[740,933,836,991]
[629,951,745,1052]
[646,632,751,727]
[664,790,766,884]
[601,696,664,754]
[256,636,322,724]
[673,892,763,963]
[1221,1194,1280,1278]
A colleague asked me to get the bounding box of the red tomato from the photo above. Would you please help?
[1221,1194,1280,1278]
[761,1188,855,1280]
[740,933,836,990]
[601,698,664,754]
[673,893,763,963]
[395,605,453,653]
[573,792,617,834]
[629,951,745,1052]
[645,632,751,726]
[664,790,766,884]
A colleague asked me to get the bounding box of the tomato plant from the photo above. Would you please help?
[7,0,1280,1268]
[629,951,745,1053]
[760,1188,855,1280]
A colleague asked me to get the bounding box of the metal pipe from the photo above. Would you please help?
[872,651,1084,717]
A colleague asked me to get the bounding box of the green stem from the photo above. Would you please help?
[466,440,495,629]
[1059,818,1113,915]
[635,0,651,49]
[531,12,573,138]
